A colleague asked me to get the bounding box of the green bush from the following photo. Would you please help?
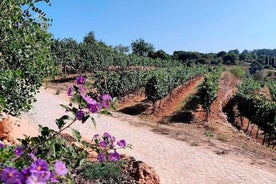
[0,0,54,115]
[82,162,121,181]
[230,66,246,78]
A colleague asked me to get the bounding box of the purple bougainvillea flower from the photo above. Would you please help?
[54,161,68,176]
[29,159,49,172]
[101,94,112,101]
[98,141,107,149]
[0,142,4,149]
[76,76,86,85]
[108,152,120,162]
[67,85,74,96]
[0,167,22,184]
[76,110,85,121]
[97,152,106,162]
[117,139,126,148]
[14,146,23,157]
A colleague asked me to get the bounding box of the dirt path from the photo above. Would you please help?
[153,77,204,122]
[209,71,240,123]
[19,88,276,184]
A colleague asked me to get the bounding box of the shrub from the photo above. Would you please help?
[0,0,54,115]
[230,66,246,78]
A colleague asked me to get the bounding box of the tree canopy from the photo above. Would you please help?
[0,0,53,115]
[131,38,155,57]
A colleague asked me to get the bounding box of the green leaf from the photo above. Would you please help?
[60,104,70,111]
[91,117,96,128]
[82,115,90,123]
[79,158,86,166]
[55,115,70,129]
[100,109,112,116]
[71,128,81,142]
[39,126,50,137]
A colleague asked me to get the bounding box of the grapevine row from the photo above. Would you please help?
[236,78,276,146]
[198,67,224,120]
[267,81,276,101]
[93,65,209,100]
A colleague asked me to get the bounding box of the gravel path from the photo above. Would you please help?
[22,90,276,184]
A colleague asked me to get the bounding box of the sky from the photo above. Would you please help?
[39,0,276,54]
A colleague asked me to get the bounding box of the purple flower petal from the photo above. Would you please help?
[76,76,86,85]
[14,146,23,157]
[29,170,51,183]
[54,161,68,176]
[98,141,107,149]
[81,94,97,105]
[29,159,49,172]
[78,86,85,94]
[97,152,106,162]
[76,110,85,121]
[49,173,59,183]
[101,94,112,101]
[108,152,120,162]
[88,103,100,113]
[0,142,4,149]
[117,140,126,148]
[67,85,74,96]
[92,134,100,142]
[28,153,37,161]
[0,167,22,184]
[101,101,110,109]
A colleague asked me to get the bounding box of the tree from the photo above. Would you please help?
[131,38,155,57]
[217,51,227,58]
[228,49,239,55]
[114,44,130,54]
[83,31,96,46]
[172,51,201,63]
[223,53,238,65]
[148,49,170,60]
[240,49,249,61]
[51,38,80,76]
[0,0,53,115]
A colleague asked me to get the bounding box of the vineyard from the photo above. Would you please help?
[91,64,276,148]
[93,65,209,101]
[228,78,276,146]
[267,80,276,101]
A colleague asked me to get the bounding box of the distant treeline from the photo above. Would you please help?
[50,31,276,75]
